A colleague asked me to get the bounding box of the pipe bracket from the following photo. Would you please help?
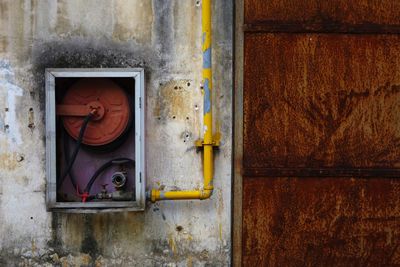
[195,132,221,148]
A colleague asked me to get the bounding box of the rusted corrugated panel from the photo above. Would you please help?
[244,0,400,33]
[244,33,400,170]
[243,177,400,266]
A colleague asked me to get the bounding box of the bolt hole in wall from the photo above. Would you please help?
[16,154,24,162]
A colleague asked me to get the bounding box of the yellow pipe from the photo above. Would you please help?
[150,190,213,202]
[150,0,215,202]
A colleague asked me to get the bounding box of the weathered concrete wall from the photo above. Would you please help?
[0,0,232,266]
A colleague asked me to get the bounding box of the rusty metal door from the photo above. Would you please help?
[239,1,400,266]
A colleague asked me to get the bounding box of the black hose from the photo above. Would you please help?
[85,158,135,194]
[57,113,92,193]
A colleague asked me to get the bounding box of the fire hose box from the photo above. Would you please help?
[45,69,145,212]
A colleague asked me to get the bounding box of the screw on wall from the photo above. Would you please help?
[28,108,35,130]
[195,0,201,7]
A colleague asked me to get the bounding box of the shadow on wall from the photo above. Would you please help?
[31,39,158,114]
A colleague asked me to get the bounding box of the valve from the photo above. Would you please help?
[76,186,90,203]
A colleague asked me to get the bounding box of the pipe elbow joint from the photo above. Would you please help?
[200,188,213,200]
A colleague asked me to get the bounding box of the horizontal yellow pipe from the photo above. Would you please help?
[149,0,214,203]
[150,189,213,202]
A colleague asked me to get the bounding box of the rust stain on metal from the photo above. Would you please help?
[243,177,400,266]
[244,0,400,28]
[242,1,400,266]
[244,34,400,170]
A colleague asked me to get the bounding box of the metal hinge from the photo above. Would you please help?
[139,172,142,183]
[139,97,142,108]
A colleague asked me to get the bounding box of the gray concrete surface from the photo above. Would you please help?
[0,0,232,266]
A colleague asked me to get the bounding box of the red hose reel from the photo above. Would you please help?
[56,78,132,147]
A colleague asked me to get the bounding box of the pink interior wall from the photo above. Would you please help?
[59,131,136,198]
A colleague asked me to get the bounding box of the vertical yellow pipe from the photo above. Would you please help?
[150,0,215,202]
[202,0,214,192]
